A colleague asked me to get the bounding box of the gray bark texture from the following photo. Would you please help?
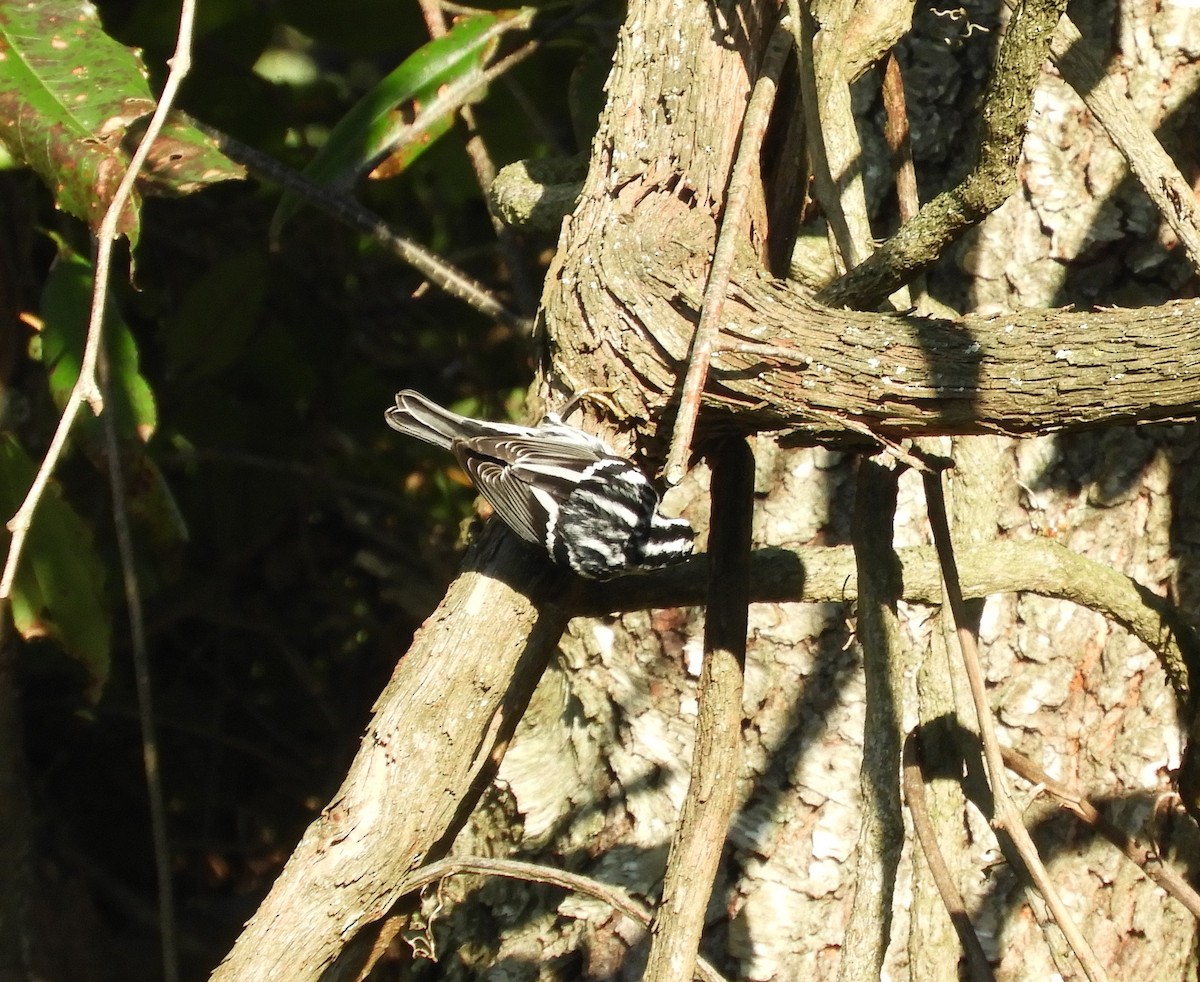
[212,0,1200,979]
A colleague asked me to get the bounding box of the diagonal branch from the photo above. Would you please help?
[664,21,793,485]
[209,529,572,982]
[1035,11,1200,274]
[202,127,526,331]
[922,465,1109,982]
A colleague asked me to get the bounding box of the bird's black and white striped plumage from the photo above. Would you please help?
[385,390,694,579]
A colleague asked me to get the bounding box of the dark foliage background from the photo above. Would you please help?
[0,1,612,976]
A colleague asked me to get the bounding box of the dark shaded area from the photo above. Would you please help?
[0,1,626,978]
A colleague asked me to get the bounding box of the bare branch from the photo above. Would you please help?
[645,439,753,979]
[665,21,793,485]
[922,466,1109,982]
[100,375,178,982]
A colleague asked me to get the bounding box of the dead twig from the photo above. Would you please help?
[903,728,996,981]
[1000,747,1200,921]
[398,856,728,982]
[644,438,754,980]
[789,0,882,276]
[881,54,918,226]
[99,348,178,982]
[664,20,793,485]
[921,465,1109,982]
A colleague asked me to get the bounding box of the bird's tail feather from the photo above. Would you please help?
[385,390,483,450]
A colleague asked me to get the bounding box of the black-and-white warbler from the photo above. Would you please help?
[385,390,695,579]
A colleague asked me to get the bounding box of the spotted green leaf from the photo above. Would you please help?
[0,0,243,239]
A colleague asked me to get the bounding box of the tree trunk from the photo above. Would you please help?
[212,0,1200,978]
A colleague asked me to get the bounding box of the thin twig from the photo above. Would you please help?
[397,856,728,982]
[644,438,754,981]
[0,1,195,596]
[903,728,996,981]
[166,448,404,507]
[416,0,537,315]
[300,0,606,317]
[201,127,527,331]
[75,5,202,981]
[921,466,1109,982]
[1000,746,1200,921]
[664,20,793,485]
[99,351,178,982]
[197,9,580,332]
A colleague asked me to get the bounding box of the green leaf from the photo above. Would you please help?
[0,0,243,238]
[124,112,247,197]
[36,246,187,583]
[40,249,158,445]
[270,9,533,236]
[0,0,149,235]
[0,438,110,698]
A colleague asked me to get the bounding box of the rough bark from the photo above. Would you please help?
[209,529,573,981]
[487,0,1200,977]
[211,0,1200,977]
[540,3,1200,447]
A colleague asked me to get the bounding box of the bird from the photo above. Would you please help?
[385,390,694,579]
